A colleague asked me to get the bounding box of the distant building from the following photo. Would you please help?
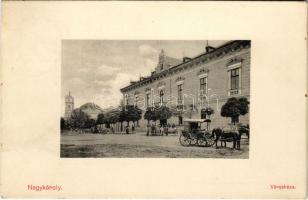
[120,40,251,129]
[64,92,74,119]
[79,102,103,120]
[64,91,103,120]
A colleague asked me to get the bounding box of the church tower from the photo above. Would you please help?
[65,91,74,119]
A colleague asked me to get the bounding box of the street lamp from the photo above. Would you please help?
[210,94,219,112]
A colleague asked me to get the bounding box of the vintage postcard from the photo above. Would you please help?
[60,40,250,158]
[0,1,307,199]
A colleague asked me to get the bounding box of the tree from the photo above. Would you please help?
[96,113,104,125]
[144,106,172,125]
[121,105,142,126]
[144,107,156,124]
[85,119,96,128]
[103,114,111,128]
[238,97,250,115]
[60,117,66,130]
[156,105,172,125]
[119,108,126,132]
[221,97,249,124]
[70,108,91,129]
[131,106,142,126]
[109,111,120,129]
[103,109,120,130]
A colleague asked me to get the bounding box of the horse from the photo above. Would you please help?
[212,128,242,150]
[238,124,249,140]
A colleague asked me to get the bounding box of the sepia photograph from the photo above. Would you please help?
[1,1,306,198]
[60,40,251,158]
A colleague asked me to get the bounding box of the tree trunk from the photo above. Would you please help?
[146,120,149,136]
[232,116,239,126]
[120,122,123,132]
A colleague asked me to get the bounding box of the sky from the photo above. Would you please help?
[61,40,227,115]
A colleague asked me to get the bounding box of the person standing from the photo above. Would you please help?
[146,123,150,136]
[160,125,164,136]
[164,126,168,136]
[132,124,135,134]
[151,124,155,136]
[125,125,129,134]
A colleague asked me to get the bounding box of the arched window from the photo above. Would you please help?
[134,95,138,105]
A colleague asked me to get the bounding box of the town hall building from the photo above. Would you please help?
[120,40,250,130]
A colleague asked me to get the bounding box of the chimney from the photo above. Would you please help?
[182,57,191,62]
[205,46,215,53]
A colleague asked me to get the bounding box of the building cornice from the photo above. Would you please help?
[120,40,250,93]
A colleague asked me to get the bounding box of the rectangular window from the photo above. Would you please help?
[146,93,150,107]
[231,68,240,90]
[125,94,129,105]
[178,84,183,103]
[200,77,207,93]
[159,90,164,103]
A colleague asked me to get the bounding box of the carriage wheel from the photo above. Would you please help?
[179,134,191,146]
[189,137,198,146]
[204,133,216,147]
[197,137,207,147]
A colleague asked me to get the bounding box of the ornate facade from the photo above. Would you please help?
[120,40,251,129]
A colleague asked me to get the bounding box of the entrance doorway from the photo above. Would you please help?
[178,116,183,125]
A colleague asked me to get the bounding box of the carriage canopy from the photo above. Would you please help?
[183,119,206,132]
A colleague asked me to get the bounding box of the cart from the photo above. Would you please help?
[179,119,215,147]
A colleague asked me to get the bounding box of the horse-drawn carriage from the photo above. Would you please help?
[179,119,249,150]
[179,119,215,147]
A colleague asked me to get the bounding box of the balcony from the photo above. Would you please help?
[228,88,241,96]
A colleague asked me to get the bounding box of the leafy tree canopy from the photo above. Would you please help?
[144,106,172,122]
[70,108,91,128]
[121,105,142,123]
[221,97,249,123]
[96,113,104,125]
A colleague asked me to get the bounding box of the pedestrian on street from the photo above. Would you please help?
[151,124,155,136]
[160,125,164,136]
[132,124,135,134]
[125,125,129,134]
[164,126,168,136]
[146,123,150,136]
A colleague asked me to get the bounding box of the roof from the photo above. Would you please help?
[163,55,182,68]
[80,102,103,112]
[120,40,250,93]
